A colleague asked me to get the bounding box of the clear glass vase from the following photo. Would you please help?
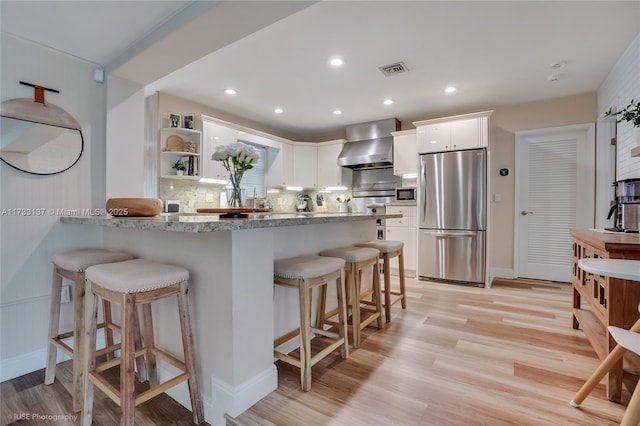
[226,171,245,208]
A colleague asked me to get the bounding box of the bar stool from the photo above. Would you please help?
[318,246,383,348]
[355,240,406,323]
[82,259,203,426]
[273,255,349,391]
[45,248,134,412]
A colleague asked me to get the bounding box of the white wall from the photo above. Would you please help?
[598,32,640,181]
[106,76,145,198]
[0,35,104,380]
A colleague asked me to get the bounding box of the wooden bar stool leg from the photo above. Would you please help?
[71,272,86,413]
[138,304,157,387]
[315,285,327,330]
[299,282,312,392]
[336,270,349,359]
[372,262,383,329]
[177,283,204,424]
[103,300,115,360]
[351,265,361,349]
[398,249,407,309]
[81,282,99,426]
[120,293,137,426]
[383,255,392,323]
[45,265,63,386]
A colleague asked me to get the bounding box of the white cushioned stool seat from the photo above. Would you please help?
[355,240,403,254]
[53,248,134,272]
[85,259,189,293]
[319,246,380,263]
[274,255,345,280]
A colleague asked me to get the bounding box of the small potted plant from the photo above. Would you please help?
[605,99,640,127]
[172,159,186,176]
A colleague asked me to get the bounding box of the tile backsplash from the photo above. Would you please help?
[159,180,353,214]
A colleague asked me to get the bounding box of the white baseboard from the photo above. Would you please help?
[491,268,514,279]
[212,365,277,420]
[158,363,276,426]
[1,331,105,382]
[157,363,215,424]
[1,348,51,382]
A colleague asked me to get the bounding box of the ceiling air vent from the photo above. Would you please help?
[379,61,408,77]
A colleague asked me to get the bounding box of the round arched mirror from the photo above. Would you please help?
[0,98,84,175]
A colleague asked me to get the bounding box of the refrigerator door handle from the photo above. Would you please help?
[422,230,476,238]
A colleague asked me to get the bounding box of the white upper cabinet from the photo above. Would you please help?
[293,144,318,188]
[201,119,238,180]
[267,142,293,187]
[317,141,351,188]
[418,122,451,153]
[391,130,417,176]
[450,118,481,150]
[415,111,492,154]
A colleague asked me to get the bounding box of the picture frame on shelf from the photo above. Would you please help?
[168,112,181,128]
[183,113,195,129]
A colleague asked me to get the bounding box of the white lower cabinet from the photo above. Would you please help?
[385,205,417,277]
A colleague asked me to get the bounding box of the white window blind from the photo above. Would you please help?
[238,141,266,198]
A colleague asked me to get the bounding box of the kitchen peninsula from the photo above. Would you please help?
[60,212,400,425]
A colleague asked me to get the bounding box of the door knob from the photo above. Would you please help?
[521,210,534,216]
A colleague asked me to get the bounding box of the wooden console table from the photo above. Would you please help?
[571,229,640,402]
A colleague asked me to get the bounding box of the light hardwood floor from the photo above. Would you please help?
[1,278,632,425]
[229,278,630,426]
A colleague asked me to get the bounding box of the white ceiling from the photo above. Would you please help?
[2,1,639,141]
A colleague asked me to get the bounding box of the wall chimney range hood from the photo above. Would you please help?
[337,118,400,169]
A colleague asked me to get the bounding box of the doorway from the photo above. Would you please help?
[514,124,595,282]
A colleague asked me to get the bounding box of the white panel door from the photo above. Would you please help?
[515,124,595,282]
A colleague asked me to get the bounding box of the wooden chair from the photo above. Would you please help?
[82,259,203,426]
[318,246,383,348]
[571,258,640,425]
[571,320,640,425]
[45,248,134,412]
[273,255,349,391]
[355,240,407,322]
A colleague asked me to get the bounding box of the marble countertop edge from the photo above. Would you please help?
[60,212,402,233]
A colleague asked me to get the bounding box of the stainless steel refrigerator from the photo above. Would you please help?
[418,149,486,286]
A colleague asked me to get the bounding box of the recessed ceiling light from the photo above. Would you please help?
[444,86,457,93]
[274,108,283,114]
[383,99,394,105]
[224,88,236,95]
[333,109,342,115]
[330,58,343,67]
[547,75,560,82]
[550,61,566,69]
[213,136,219,140]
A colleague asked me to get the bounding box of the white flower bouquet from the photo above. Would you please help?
[211,142,260,207]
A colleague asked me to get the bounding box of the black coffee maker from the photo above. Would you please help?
[605,178,640,233]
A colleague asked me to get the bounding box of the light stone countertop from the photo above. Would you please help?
[60,212,401,233]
